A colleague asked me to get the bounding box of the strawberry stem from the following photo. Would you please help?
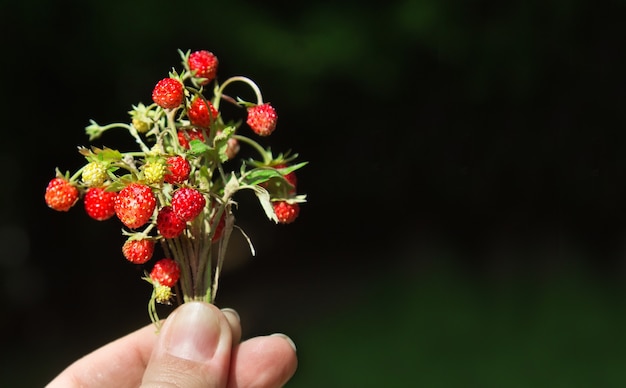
[165,108,182,150]
[215,76,263,107]
[233,134,272,164]
[85,121,151,154]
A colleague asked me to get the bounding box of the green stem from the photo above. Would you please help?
[214,76,263,111]
[169,236,193,303]
[165,108,182,149]
[127,123,151,154]
[86,121,151,154]
[68,165,87,183]
[233,135,271,164]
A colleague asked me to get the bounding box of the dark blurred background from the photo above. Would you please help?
[2,0,626,386]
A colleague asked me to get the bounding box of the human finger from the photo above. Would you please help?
[140,301,233,388]
[221,307,242,345]
[46,322,158,388]
[227,334,298,388]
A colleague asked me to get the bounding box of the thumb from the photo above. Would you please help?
[141,301,233,388]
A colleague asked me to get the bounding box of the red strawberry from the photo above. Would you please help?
[188,96,218,128]
[114,183,156,229]
[273,201,300,224]
[177,128,205,149]
[156,206,186,238]
[246,103,277,136]
[164,155,191,184]
[84,187,117,221]
[172,187,206,222]
[45,177,79,212]
[122,238,155,264]
[150,258,180,287]
[188,50,218,85]
[152,78,184,109]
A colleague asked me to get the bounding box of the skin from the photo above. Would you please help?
[46,302,298,388]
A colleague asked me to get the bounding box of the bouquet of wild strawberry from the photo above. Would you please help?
[44,49,306,326]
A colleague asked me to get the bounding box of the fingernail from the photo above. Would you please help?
[163,302,222,362]
[220,308,240,323]
[271,333,297,352]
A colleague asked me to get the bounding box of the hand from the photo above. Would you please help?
[46,302,298,387]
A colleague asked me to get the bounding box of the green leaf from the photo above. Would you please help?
[93,147,124,162]
[189,139,211,155]
[248,185,278,223]
[242,168,283,186]
[213,126,236,163]
[278,161,308,175]
[105,180,127,192]
[224,174,240,199]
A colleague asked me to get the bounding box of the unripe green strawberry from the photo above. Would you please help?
[129,102,154,133]
[177,128,205,149]
[156,206,186,238]
[246,103,277,136]
[45,177,79,212]
[188,96,218,128]
[188,50,218,85]
[172,187,206,222]
[141,158,167,185]
[152,78,184,109]
[273,201,300,224]
[150,258,180,287]
[122,238,155,264]
[154,283,174,304]
[84,187,117,221]
[132,117,151,133]
[81,161,108,187]
[114,183,156,229]
[164,155,191,184]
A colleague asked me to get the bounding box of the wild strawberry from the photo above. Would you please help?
[132,117,150,133]
[215,130,240,159]
[141,158,167,185]
[188,50,218,85]
[150,258,180,287]
[172,187,206,222]
[129,102,154,133]
[273,201,300,224]
[226,137,240,159]
[114,183,156,229]
[246,103,277,136]
[84,187,117,221]
[81,161,108,187]
[45,177,79,212]
[177,128,205,149]
[188,96,218,128]
[152,78,184,109]
[154,283,174,304]
[156,206,186,238]
[157,206,186,238]
[122,238,155,264]
[164,155,191,184]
